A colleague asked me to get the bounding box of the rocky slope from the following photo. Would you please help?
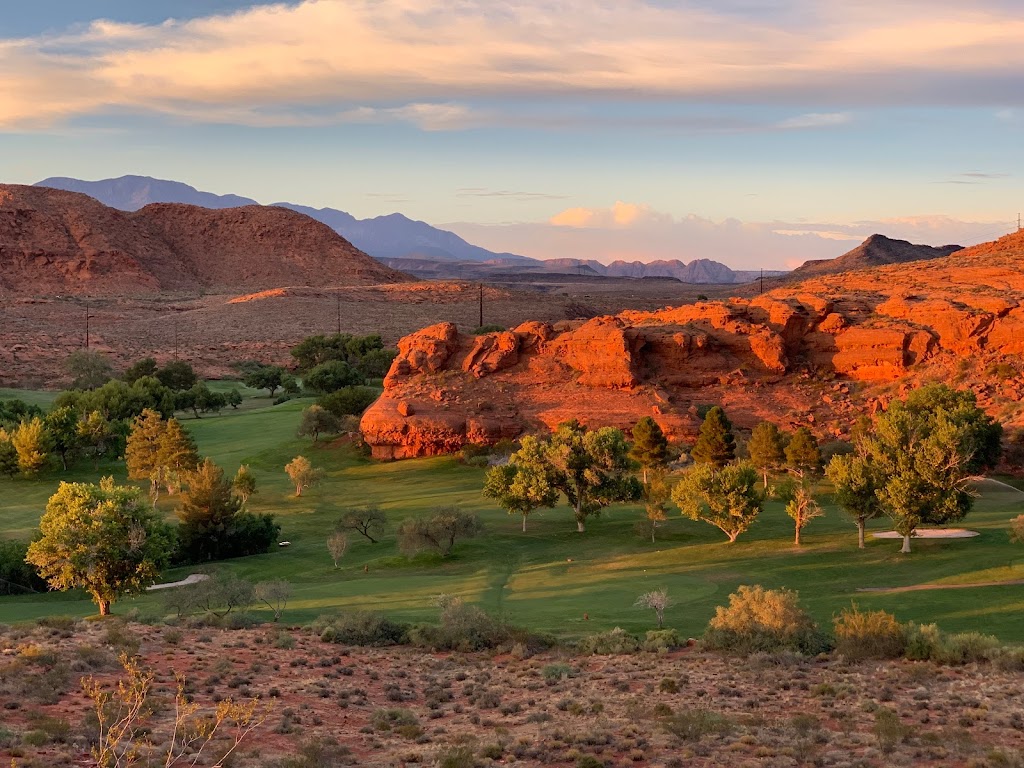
[361,230,1024,459]
[784,234,962,281]
[0,185,407,295]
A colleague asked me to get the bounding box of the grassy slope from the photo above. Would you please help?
[2,394,1023,640]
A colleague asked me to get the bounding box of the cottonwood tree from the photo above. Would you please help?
[691,406,736,468]
[630,416,670,484]
[155,360,198,392]
[232,464,257,505]
[635,588,672,629]
[396,507,482,557]
[77,410,114,469]
[775,477,825,546]
[483,436,559,532]
[65,349,113,390]
[10,416,51,476]
[671,463,763,543]
[785,427,822,477]
[45,406,80,471]
[255,579,291,622]
[327,531,348,568]
[285,455,324,497]
[26,478,173,616]
[863,384,999,553]
[748,421,787,487]
[826,453,883,548]
[339,504,387,543]
[297,404,342,442]
[637,469,671,543]
[244,365,286,397]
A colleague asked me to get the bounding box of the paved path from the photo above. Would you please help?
[146,573,210,591]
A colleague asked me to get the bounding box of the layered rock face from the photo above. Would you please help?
[362,231,1024,459]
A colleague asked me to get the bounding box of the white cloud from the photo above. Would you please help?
[1,0,1024,129]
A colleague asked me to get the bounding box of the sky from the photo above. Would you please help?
[1,0,1022,268]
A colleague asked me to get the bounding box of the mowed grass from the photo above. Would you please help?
[2,393,1024,641]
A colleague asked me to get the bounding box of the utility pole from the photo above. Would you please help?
[173,318,179,361]
[336,294,342,335]
[759,268,764,295]
[478,284,484,328]
[84,301,90,349]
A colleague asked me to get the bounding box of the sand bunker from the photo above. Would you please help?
[872,528,978,539]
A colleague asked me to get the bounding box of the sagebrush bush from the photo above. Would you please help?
[661,709,734,741]
[904,623,1002,665]
[703,585,830,655]
[315,612,409,647]
[578,627,640,655]
[833,605,906,660]
[642,629,681,653]
[409,596,542,652]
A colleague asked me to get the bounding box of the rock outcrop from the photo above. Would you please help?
[361,230,1024,459]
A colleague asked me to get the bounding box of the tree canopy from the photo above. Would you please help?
[672,463,763,543]
[691,406,736,468]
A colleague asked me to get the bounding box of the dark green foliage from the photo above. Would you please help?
[316,612,409,646]
[155,360,198,392]
[175,383,227,418]
[121,358,158,384]
[747,421,786,484]
[45,406,80,471]
[244,364,287,397]
[409,595,546,652]
[396,507,482,557]
[0,398,44,428]
[785,427,822,476]
[317,387,378,417]
[54,376,175,422]
[630,416,670,481]
[291,333,395,375]
[690,406,736,467]
[0,539,47,595]
[304,360,364,394]
[226,389,243,409]
[0,437,17,477]
[65,349,113,390]
[297,405,341,442]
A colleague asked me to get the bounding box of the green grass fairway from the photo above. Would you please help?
[3,393,1024,641]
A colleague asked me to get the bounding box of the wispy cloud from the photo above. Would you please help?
[932,170,1011,185]
[2,0,1023,130]
[457,188,568,202]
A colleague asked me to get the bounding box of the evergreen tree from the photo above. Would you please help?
[158,418,200,484]
[177,458,243,562]
[690,406,736,468]
[747,421,786,486]
[125,409,166,502]
[630,416,670,484]
[785,427,822,477]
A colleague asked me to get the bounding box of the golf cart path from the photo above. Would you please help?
[146,573,210,591]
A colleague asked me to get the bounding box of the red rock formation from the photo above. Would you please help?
[361,230,1024,459]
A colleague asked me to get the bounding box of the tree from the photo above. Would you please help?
[26,478,173,615]
[635,588,672,629]
[396,507,483,557]
[285,455,324,497]
[66,349,113,390]
[121,357,158,384]
[125,409,168,503]
[233,465,257,505]
[327,531,348,568]
[226,388,243,409]
[11,416,51,476]
[255,579,290,622]
[304,360,363,394]
[0,432,17,478]
[672,463,763,543]
[155,360,198,392]
[1010,515,1024,544]
[775,477,825,546]
[630,416,670,484]
[482,436,559,532]
[826,453,883,548]
[638,469,672,543]
[862,384,997,553]
[77,410,114,469]
[297,405,342,442]
[317,387,378,417]
[45,406,81,471]
[748,421,787,486]
[176,458,244,562]
[690,406,736,468]
[158,418,200,493]
[785,427,822,477]
[244,365,286,398]
[339,504,387,543]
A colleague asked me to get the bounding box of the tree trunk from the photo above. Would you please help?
[901,533,912,554]
[857,520,866,549]
[651,526,656,544]
[97,598,111,616]
[522,515,527,533]
[577,519,585,533]
[794,526,801,547]
[296,485,302,497]
[727,531,739,543]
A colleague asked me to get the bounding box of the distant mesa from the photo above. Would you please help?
[782,234,962,281]
[0,184,408,295]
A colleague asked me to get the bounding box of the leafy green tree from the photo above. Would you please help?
[748,421,787,486]
[671,463,763,543]
[65,349,113,390]
[630,416,670,484]
[690,406,736,468]
[0,398,44,428]
[396,507,482,557]
[45,406,81,471]
[26,478,173,615]
[356,348,397,379]
[775,477,824,546]
[11,417,51,476]
[785,427,822,477]
[285,455,324,497]
[317,387,378,417]
[638,469,672,543]
[483,436,559,532]
[232,465,257,505]
[297,405,342,442]
[77,410,114,469]
[226,389,243,409]
[338,504,387,543]
[826,453,882,548]
[0,432,17,478]
[121,357,158,384]
[155,360,198,392]
[244,365,286,397]
[304,360,363,394]
[176,458,243,562]
[864,384,998,553]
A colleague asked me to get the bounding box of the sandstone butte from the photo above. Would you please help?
[0,184,409,294]
[361,230,1024,459]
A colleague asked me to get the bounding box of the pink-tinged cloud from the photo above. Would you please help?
[1,1,1024,129]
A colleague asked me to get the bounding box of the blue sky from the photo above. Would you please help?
[1,0,1021,267]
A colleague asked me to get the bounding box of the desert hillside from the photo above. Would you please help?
[782,234,962,281]
[0,185,408,295]
[362,230,1024,458]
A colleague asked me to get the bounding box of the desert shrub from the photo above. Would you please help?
[277,736,353,768]
[409,596,538,652]
[873,707,908,754]
[661,709,734,741]
[472,324,506,335]
[578,627,640,655]
[397,508,483,558]
[316,612,409,647]
[904,622,943,661]
[703,585,831,655]
[642,629,682,653]
[932,631,1001,665]
[436,745,476,768]
[370,708,419,732]
[543,663,576,682]
[987,646,1024,671]
[833,605,907,660]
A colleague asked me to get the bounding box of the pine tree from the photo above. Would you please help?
[177,458,243,562]
[747,421,786,486]
[690,406,736,468]
[630,416,670,484]
[158,418,200,488]
[785,427,822,477]
[125,409,167,503]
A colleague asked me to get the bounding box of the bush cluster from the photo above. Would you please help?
[702,585,831,655]
[314,612,409,647]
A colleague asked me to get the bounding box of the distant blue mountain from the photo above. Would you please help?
[35,175,522,262]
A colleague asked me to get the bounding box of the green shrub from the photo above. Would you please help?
[933,632,1001,665]
[436,745,476,768]
[578,627,640,655]
[904,622,943,661]
[987,646,1024,671]
[409,596,547,653]
[833,605,907,660]
[873,707,908,754]
[642,629,681,653]
[543,663,576,682]
[317,387,378,418]
[703,585,830,655]
[472,324,506,335]
[316,612,409,647]
[661,709,734,741]
[371,708,419,732]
